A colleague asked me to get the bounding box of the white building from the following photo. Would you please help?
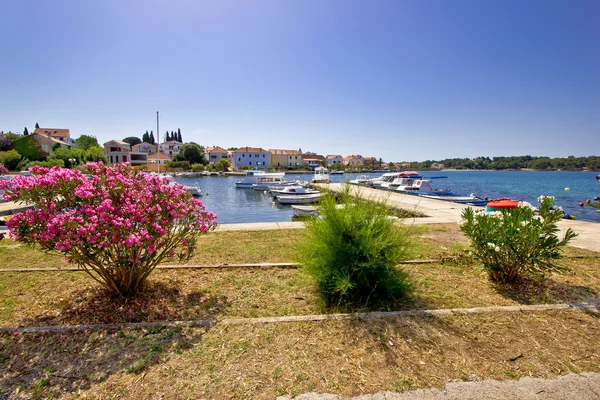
[158,140,183,157]
[326,155,343,167]
[232,147,271,169]
[132,142,157,154]
[103,140,148,166]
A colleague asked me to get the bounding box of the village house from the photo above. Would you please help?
[32,127,74,145]
[326,155,343,168]
[132,142,157,154]
[158,140,183,157]
[302,152,326,170]
[103,140,148,166]
[147,152,172,170]
[269,149,303,168]
[232,147,271,169]
[343,154,365,167]
[12,131,70,157]
[363,157,377,169]
[205,146,229,164]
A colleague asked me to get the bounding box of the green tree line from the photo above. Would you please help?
[407,155,600,171]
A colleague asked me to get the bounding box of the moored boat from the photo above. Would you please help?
[270,185,320,196]
[235,170,285,188]
[418,193,488,206]
[396,178,452,195]
[312,167,330,183]
[291,205,319,217]
[275,193,323,204]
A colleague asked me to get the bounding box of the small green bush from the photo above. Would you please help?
[191,163,205,172]
[297,189,412,308]
[460,196,577,283]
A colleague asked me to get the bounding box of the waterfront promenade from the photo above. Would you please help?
[220,183,600,253]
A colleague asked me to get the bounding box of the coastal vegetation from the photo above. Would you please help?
[298,191,412,308]
[0,163,216,297]
[408,155,600,171]
[0,225,599,398]
[460,196,577,283]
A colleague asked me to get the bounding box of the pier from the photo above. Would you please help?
[315,183,600,253]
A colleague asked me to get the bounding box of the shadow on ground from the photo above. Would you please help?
[0,281,230,399]
[492,276,598,305]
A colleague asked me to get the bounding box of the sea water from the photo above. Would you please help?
[172,171,600,224]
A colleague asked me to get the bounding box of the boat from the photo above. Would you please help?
[348,174,374,186]
[596,174,600,181]
[270,185,320,196]
[330,170,344,175]
[396,178,452,195]
[251,176,294,191]
[379,171,423,190]
[291,205,319,217]
[235,170,285,188]
[418,193,488,206]
[486,198,521,212]
[275,193,323,204]
[185,186,202,197]
[312,167,330,183]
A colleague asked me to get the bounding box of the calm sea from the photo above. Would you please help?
[172,171,600,224]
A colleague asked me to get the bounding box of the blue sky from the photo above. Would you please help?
[1,0,598,162]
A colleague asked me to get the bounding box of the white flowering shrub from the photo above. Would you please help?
[459,196,577,283]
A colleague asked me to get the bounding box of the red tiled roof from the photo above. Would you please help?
[234,147,268,153]
[206,146,228,153]
[148,152,172,160]
[33,128,70,138]
[326,154,342,159]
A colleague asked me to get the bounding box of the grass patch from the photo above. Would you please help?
[0,225,599,398]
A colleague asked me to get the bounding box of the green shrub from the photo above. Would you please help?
[0,150,22,170]
[27,159,66,168]
[297,189,412,308]
[460,196,577,283]
[191,163,205,172]
[166,160,190,170]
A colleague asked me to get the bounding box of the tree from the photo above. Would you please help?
[35,123,40,129]
[0,137,13,151]
[150,131,155,145]
[173,142,206,165]
[142,131,150,143]
[23,127,29,136]
[177,129,182,143]
[0,163,217,297]
[85,146,108,163]
[0,150,22,170]
[74,135,100,150]
[214,158,231,171]
[122,136,142,147]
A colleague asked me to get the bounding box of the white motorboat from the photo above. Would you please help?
[270,185,320,196]
[377,171,422,189]
[396,179,452,195]
[329,170,344,175]
[185,186,202,197]
[275,193,323,204]
[312,167,330,183]
[235,170,285,188]
[251,176,293,191]
[291,205,319,217]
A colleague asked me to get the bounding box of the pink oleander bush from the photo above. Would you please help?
[0,162,217,297]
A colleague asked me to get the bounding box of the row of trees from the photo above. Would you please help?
[123,129,184,148]
[407,155,600,171]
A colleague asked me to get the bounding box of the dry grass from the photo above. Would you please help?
[3,309,598,399]
[1,225,599,398]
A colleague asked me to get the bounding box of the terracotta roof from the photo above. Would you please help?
[148,152,172,160]
[326,154,342,159]
[206,146,227,153]
[33,128,70,138]
[104,140,130,146]
[363,157,376,163]
[269,149,301,155]
[303,154,326,161]
[234,147,268,153]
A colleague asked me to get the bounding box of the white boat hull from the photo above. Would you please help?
[291,205,319,217]
[276,193,323,204]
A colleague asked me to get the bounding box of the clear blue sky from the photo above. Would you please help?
[1,0,598,162]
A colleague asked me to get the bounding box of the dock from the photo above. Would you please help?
[0,201,34,217]
[314,183,600,253]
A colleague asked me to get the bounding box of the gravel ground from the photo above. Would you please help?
[278,372,600,400]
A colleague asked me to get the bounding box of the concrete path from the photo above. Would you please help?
[277,372,600,400]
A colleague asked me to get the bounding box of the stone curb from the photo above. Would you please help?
[2,301,598,334]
